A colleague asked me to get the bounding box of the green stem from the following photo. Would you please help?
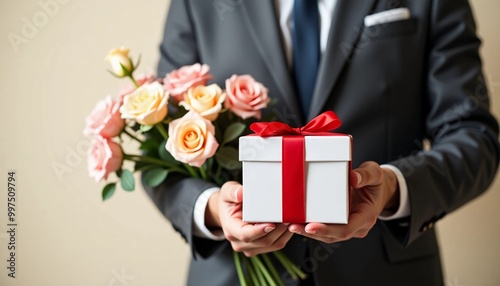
[233,252,248,286]
[273,251,297,280]
[124,154,176,169]
[184,163,200,178]
[122,128,143,144]
[244,255,259,286]
[273,251,307,280]
[199,165,208,180]
[288,262,307,280]
[168,167,189,175]
[155,123,169,140]
[135,164,157,173]
[128,75,139,88]
[262,254,284,286]
[252,256,278,286]
[249,257,267,286]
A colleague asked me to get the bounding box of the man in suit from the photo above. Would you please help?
[145,0,500,285]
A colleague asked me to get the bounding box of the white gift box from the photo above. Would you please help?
[239,135,351,223]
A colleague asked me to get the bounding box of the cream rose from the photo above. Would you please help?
[163,63,213,99]
[120,82,169,125]
[165,110,219,167]
[106,47,134,77]
[84,96,125,138]
[87,136,123,182]
[179,84,226,121]
[224,75,270,119]
[117,73,156,104]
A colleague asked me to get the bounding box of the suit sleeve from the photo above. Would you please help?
[386,0,500,246]
[143,0,227,259]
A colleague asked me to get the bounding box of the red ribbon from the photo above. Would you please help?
[250,111,342,223]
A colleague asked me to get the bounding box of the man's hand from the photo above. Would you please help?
[288,161,399,243]
[205,181,293,256]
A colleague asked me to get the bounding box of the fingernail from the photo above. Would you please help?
[232,187,240,201]
[293,229,302,234]
[354,171,362,185]
[305,229,317,234]
[264,227,275,233]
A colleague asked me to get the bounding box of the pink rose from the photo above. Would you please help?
[87,136,123,182]
[224,75,270,119]
[117,74,156,104]
[165,110,219,167]
[163,63,213,99]
[84,96,125,138]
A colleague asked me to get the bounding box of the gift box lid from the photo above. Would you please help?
[239,135,351,162]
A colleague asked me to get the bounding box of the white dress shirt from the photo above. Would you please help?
[192,0,410,239]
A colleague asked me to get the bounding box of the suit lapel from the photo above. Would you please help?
[240,1,303,123]
[308,0,379,121]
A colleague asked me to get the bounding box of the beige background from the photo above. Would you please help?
[0,0,499,285]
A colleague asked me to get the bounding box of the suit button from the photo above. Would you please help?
[428,222,434,229]
[421,225,428,232]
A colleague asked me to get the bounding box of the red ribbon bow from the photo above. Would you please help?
[250,111,342,223]
[250,111,342,137]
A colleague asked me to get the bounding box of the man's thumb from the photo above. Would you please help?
[221,181,243,203]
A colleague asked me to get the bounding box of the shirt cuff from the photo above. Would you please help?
[192,187,226,240]
[378,164,411,220]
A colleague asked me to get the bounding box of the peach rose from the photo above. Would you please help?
[106,47,133,77]
[179,84,226,121]
[84,96,125,138]
[120,82,169,125]
[163,63,213,99]
[87,136,123,182]
[117,73,156,104]
[165,110,219,167]
[224,75,270,119]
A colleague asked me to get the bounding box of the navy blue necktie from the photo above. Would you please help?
[292,0,320,118]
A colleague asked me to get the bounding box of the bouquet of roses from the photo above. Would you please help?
[83,47,306,285]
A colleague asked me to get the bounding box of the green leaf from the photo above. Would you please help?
[215,146,242,170]
[120,169,135,191]
[133,54,141,71]
[140,124,154,132]
[107,70,122,78]
[139,139,159,152]
[102,183,116,201]
[158,140,179,165]
[222,122,246,145]
[143,168,168,188]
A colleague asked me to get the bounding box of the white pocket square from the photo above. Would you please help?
[364,8,411,27]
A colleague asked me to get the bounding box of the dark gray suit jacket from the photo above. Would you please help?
[145,0,500,285]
